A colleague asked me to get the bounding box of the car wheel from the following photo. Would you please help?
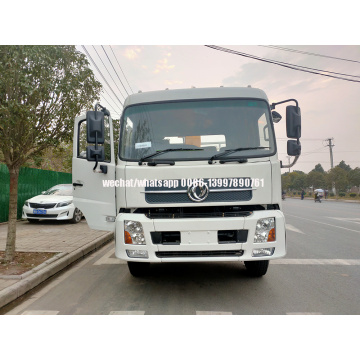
[127,262,150,277]
[27,219,39,223]
[244,260,269,277]
[70,208,82,224]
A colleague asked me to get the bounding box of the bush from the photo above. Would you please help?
[349,193,357,198]
[330,193,335,197]
[339,192,346,197]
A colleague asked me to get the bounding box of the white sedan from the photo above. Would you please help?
[22,184,83,224]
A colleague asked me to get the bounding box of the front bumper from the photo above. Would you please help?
[22,204,75,221]
[115,210,286,262]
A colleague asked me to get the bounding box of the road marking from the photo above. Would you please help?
[286,214,360,234]
[286,312,322,315]
[327,217,360,224]
[285,224,304,234]
[109,311,145,315]
[196,311,232,315]
[93,248,127,265]
[22,310,59,315]
[271,259,360,265]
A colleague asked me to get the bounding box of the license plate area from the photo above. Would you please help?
[33,209,47,214]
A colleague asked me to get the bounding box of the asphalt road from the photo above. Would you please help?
[3,198,360,315]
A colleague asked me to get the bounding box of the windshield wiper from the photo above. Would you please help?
[208,147,270,164]
[138,148,204,165]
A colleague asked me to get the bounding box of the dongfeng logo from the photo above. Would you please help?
[187,183,209,202]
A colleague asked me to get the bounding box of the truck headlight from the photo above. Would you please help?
[254,217,275,243]
[124,220,146,245]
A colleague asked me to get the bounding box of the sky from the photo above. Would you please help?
[77,45,360,174]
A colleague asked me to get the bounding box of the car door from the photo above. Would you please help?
[72,114,116,231]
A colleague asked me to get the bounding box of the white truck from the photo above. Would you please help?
[72,87,301,277]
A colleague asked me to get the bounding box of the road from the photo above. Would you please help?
[2,199,360,315]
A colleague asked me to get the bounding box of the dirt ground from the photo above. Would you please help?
[0,251,56,276]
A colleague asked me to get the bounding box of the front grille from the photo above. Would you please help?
[29,203,56,209]
[155,250,244,258]
[27,213,57,218]
[146,191,252,204]
[134,205,265,219]
[144,177,252,204]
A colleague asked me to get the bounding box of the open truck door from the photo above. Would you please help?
[72,106,116,231]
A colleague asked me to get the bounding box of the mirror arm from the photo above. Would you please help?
[281,155,300,169]
[93,132,99,171]
[95,102,110,116]
[271,99,299,110]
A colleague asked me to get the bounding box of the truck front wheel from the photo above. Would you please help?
[244,260,269,277]
[127,261,150,277]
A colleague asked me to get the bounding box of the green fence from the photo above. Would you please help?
[0,164,72,223]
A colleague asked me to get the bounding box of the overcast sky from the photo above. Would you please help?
[77,45,360,174]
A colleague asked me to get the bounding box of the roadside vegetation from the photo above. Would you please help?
[282,161,360,198]
[0,45,102,262]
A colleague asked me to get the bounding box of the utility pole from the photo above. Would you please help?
[286,156,291,173]
[325,138,336,195]
[325,138,335,169]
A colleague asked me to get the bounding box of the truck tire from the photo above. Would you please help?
[244,260,269,277]
[69,208,82,224]
[128,261,150,277]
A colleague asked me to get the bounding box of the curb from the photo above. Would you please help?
[0,232,114,310]
[285,197,360,203]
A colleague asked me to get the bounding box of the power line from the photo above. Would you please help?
[109,45,134,94]
[101,45,130,97]
[92,45,126,100]
[81,45,124,107]
[100,86,123,114]
[99,93,121,118]
[259,45,360,64]
[90,71,123,115]
[205,45,360,83]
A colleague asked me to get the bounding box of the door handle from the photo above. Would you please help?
[73,182,83,187]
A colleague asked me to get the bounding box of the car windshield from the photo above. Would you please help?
[119,99,275,161]
[43,185,72,196]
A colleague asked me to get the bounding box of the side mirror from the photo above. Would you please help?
[86,111,105,144]
[86,145,105,162]
[286,105,301,139]
[287,140,301,156]
[271,111,282,123]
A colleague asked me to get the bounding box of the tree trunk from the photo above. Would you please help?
[5,166,20,262]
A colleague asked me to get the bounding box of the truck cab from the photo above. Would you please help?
[72,87,301,277]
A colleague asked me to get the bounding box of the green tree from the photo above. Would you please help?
[348,167,360,189]
[338,160,352,172]
[0,45,102,261]
[313,163,325,173]
[306,170,326,190]
[326,166,349,193]
[292,172,306,191]
[281,171,306,192]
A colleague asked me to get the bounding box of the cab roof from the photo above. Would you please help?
[123,87,269,108]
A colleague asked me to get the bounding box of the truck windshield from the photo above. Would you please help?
[119,99,275,162]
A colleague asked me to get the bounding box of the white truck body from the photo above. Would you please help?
[73,87,301,276]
